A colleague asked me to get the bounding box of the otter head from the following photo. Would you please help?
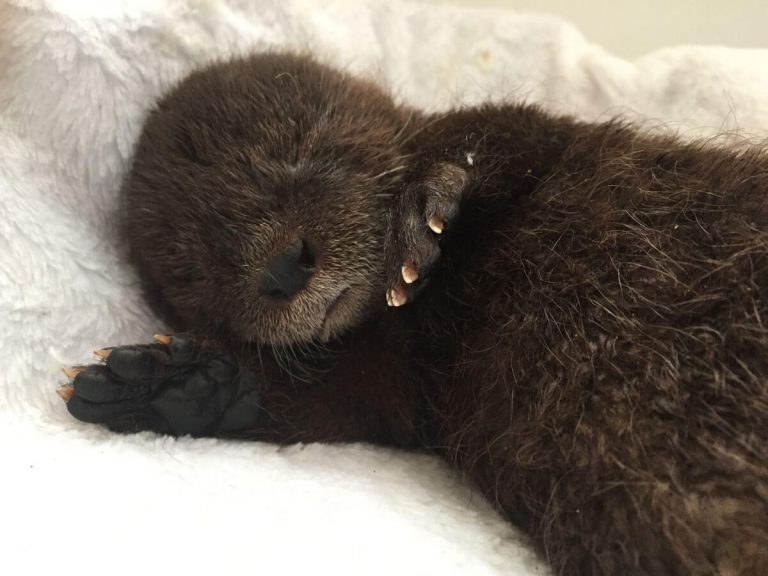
[123,53,412,345]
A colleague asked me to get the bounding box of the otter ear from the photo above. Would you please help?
[175,121,215,166]
[176,259,208,285]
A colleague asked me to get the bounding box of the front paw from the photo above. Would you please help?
[385,162,468,307]
[58,334,261,437]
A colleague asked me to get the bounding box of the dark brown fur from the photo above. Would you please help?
[115,53,768,574]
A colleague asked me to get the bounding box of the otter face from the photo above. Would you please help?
[123,54,412,345]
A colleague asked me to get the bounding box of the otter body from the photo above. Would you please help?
[62,54,768,575]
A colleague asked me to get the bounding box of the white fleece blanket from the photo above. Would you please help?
[2,1,768,575]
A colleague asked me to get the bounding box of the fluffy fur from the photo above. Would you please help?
[71,53,768,575]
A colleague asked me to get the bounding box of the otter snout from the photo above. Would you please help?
[259,238,316,300]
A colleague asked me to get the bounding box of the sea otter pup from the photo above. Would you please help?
[59,53,768,575]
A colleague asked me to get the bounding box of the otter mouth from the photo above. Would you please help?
[325,286,351,321]
[319,286,351,340]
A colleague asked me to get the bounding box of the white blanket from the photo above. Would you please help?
[2,1,767,574]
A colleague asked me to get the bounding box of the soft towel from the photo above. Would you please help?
[2,1,767,575]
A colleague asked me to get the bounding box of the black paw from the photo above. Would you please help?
[385,162,468,306]
[58,334,261,437]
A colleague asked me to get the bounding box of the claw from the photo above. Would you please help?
[56,384,75,402]
[402,264,419,284]
[61,366,82,379]
[386,286,407,307]
[93,348,112,360]
[153,334,173,346]
[428,216,444,234]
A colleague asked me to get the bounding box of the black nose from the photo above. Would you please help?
[259,238,316,300]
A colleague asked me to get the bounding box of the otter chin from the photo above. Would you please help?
[242,281,375,346]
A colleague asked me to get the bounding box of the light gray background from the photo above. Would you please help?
[415,0,768,57]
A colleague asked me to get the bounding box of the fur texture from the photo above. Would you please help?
[413,109,768,575]
[67,53,768,575]
[5,3,768,576]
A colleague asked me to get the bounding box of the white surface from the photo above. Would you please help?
[1,1,768,575]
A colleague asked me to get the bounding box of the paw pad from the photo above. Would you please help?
[58,334,261,437]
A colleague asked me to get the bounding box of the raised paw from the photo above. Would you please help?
[385,162,468,306]
[57,334,262,437]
